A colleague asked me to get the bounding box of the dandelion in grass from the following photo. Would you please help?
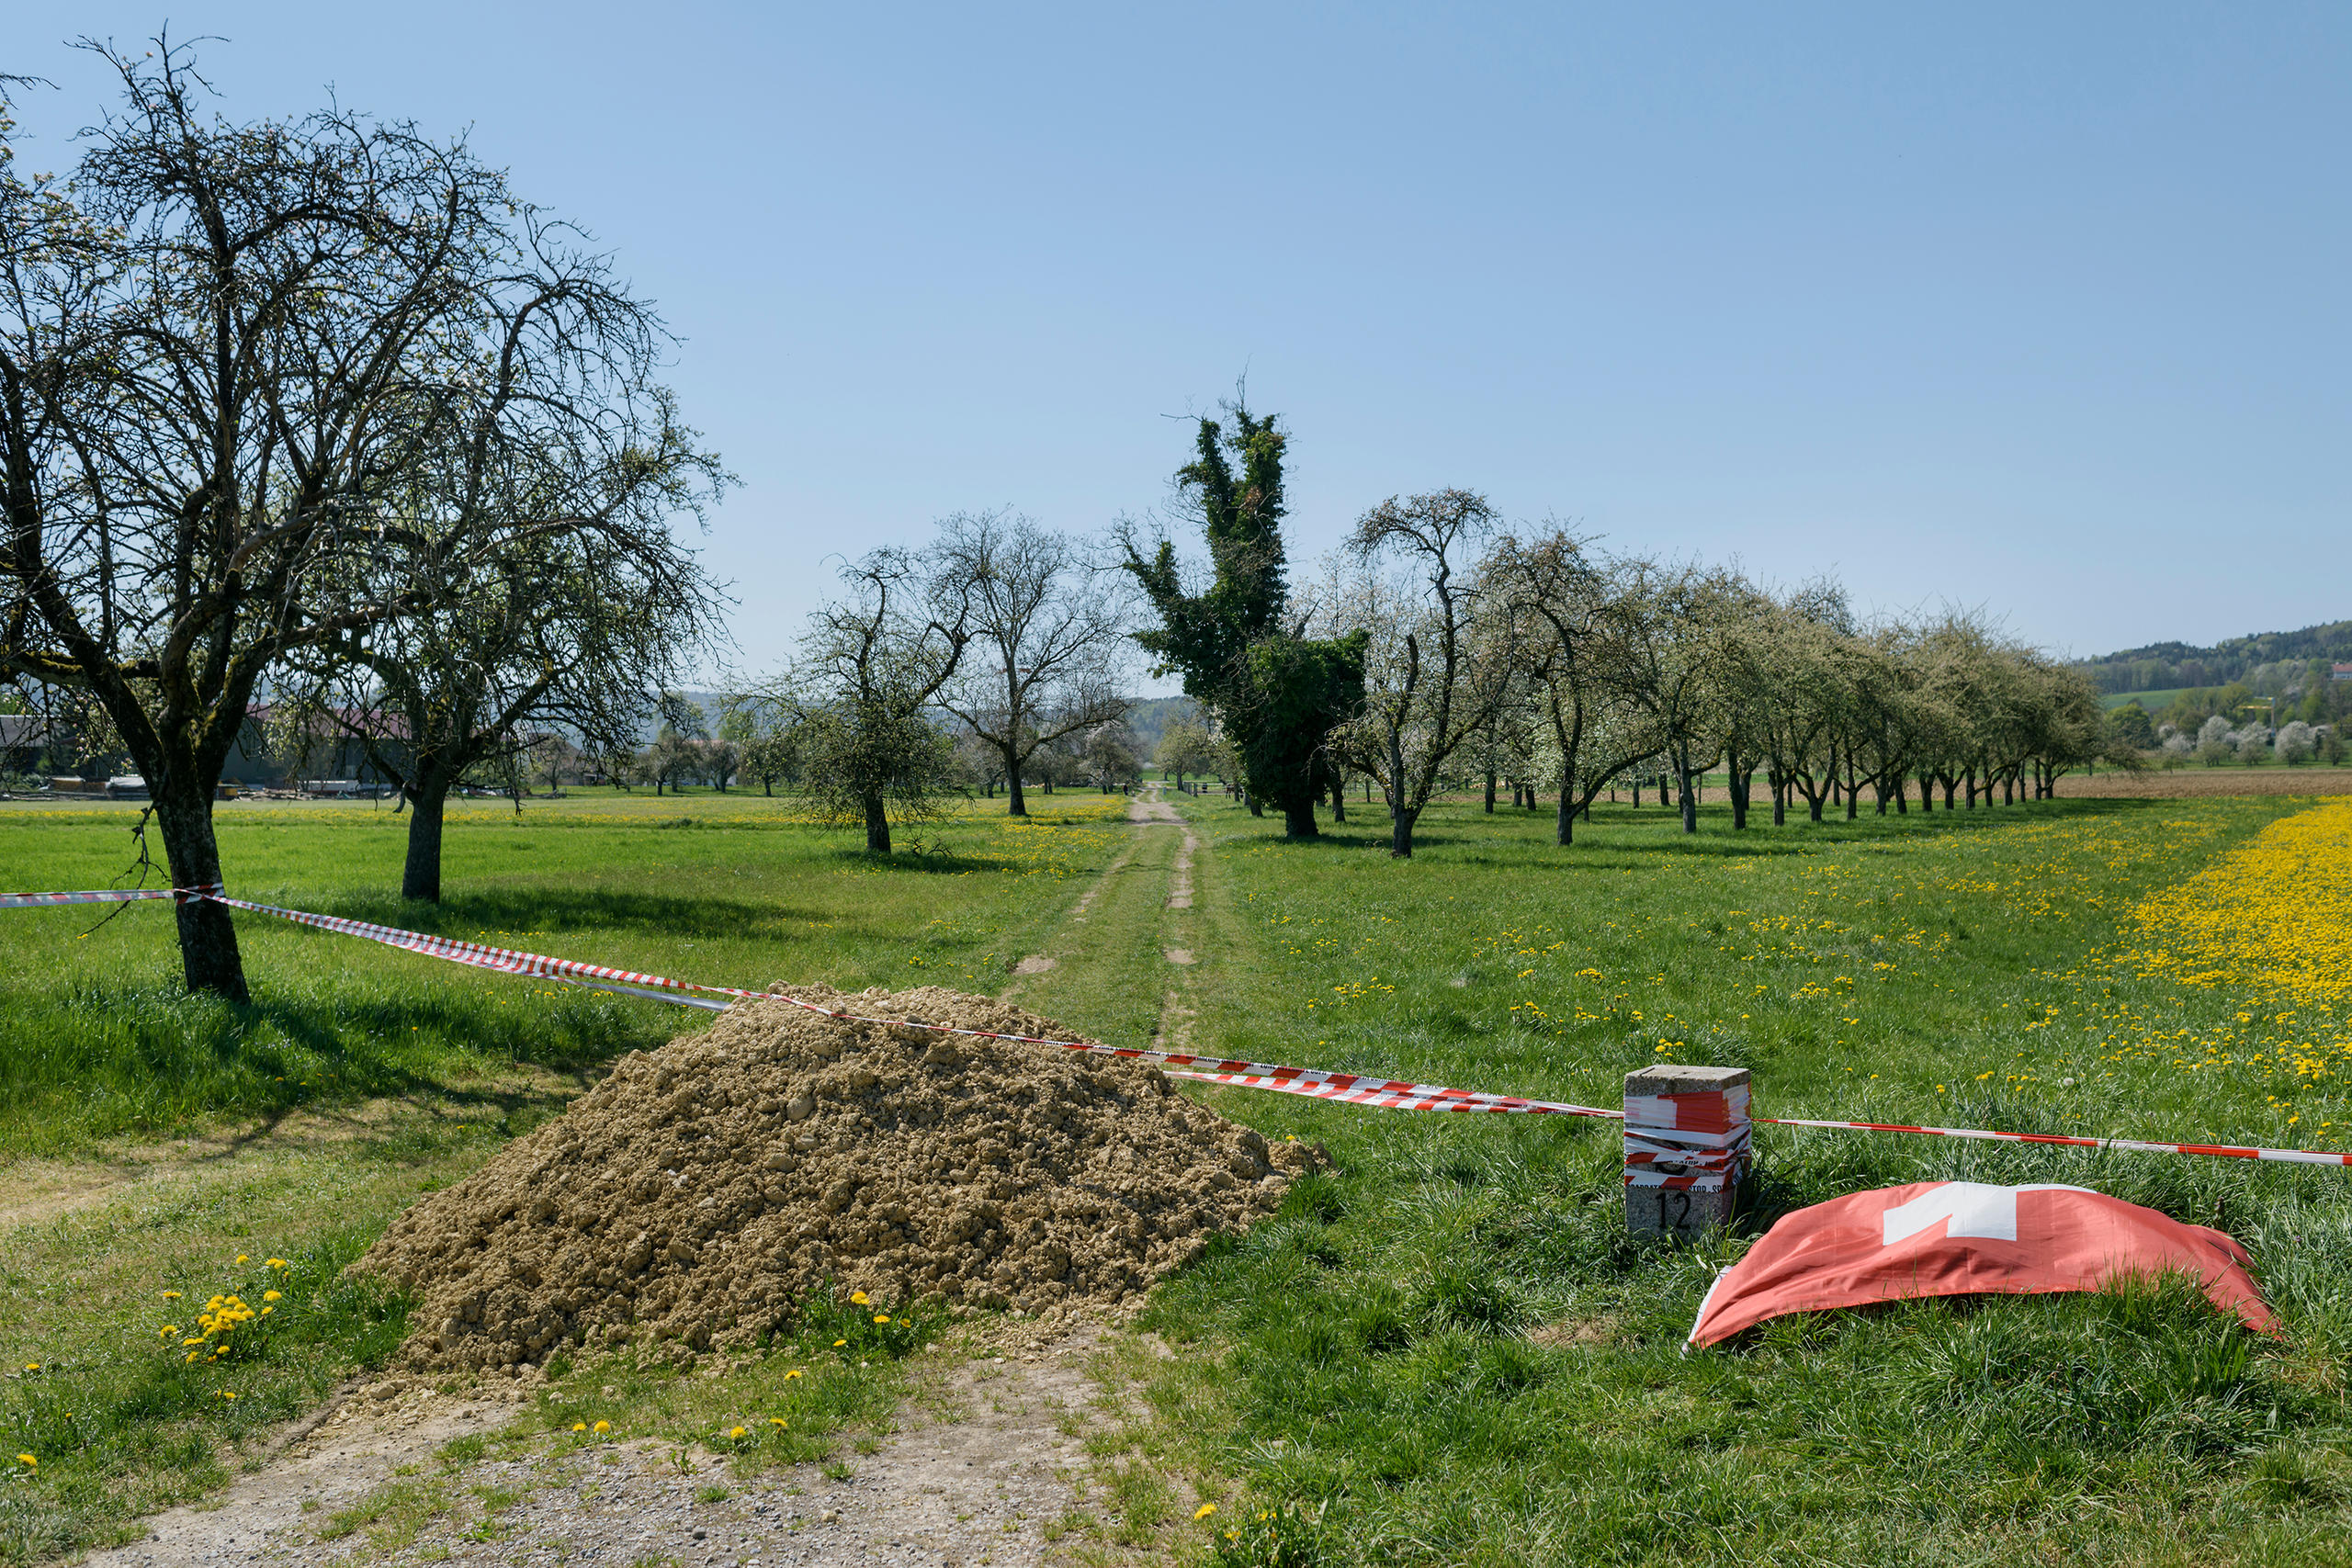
[15,1454,32,1468]
[850,1292,869,1305]
[728,1426,747,1440]
[20,1364,35,1374]
[768,1417,787,1428]
[874,1314,890,1325]
[1195,1503,1216,1519]
[594,1420,610,1434]
[162,1291,181,1301]
[786,1371,803,1381]
[234,1255,248,1265]
[263,1291,280,1303]
[571,1422,586,1432]
[833,1339,846,1348]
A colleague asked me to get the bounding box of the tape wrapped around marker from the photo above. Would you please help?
[1625,1084,1752,1194]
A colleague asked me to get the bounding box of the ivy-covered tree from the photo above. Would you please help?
[1117,402,1362,837]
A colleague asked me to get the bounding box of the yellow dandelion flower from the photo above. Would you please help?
[1195,1503,1216,1520]
[728,1426,747,1439]
[234,1255,248,1265]
[162,1291,181,1300]
[833,1339,846,1348]
[158,1325,178,1341]
[14,1454,31,1468]
[263,1291,281,1303]
[21,1364,36,1374]
[571,1422,586,1432]
[219,1390,236,1400]
[768,1417,787,1427]
[785,1370,803,1380]
[849,1292,869,1305]
[594,1420,610,1434]
[874,1314,889,1325]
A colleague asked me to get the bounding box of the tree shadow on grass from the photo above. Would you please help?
[277,887,832,942]
[0,976,663,1149]
[816,845,1023,875]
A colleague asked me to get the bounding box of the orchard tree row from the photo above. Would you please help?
[769,400,2127,860]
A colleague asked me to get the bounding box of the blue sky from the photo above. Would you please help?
[8,4,2346,683]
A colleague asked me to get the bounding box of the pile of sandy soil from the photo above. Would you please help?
[353,985,1319,1373]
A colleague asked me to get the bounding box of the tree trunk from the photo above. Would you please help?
[152,780,248,1002]
[1729,761,1750,830]
[1280,771,1320,838]
[1330,776,1346,824]
[1556,774,1577,845]
[1004,743,1027,817]
[1633,778,1642,807]
[1391,805,1419,858]
[863,791,891,852]
[1248,794,1263,817]
[402,775,453,902]
[1679,755,1698,834]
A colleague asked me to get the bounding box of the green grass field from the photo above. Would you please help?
[5,784,2352,1563]
[0,788,1131,1560]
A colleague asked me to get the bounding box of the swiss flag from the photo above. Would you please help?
[1687,1181,2276,1346]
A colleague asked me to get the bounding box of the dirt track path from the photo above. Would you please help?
[79,789,1213,1566]
[87,1325,1114,1568]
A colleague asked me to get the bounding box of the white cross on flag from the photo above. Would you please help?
[1687,1180,2274,1347]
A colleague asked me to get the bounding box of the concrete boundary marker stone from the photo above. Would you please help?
[1624,1064,1750,1241]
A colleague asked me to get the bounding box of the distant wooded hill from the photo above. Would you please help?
[1121,694,1205,757]
[2078,621,2352,695]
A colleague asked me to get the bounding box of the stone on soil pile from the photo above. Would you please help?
[353,985,1316,1371]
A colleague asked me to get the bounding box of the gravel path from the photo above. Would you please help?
[86,1330,1104,1567]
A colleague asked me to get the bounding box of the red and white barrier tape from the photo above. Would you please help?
[1759,1113,2352,1168]
[6,886,2347,1170]
[0,883,220,909]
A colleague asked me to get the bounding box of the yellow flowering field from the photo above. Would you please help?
[2123,797,2352,1004]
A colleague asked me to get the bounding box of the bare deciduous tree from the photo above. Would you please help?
[1329,490,1514,858]
[934,510,1130,817]
[770,549,972,852]
[0,44,653,993]
[278,231,729,898]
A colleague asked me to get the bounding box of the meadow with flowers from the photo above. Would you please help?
[1109,788,2352,1567]
[4,784,2352,1562]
